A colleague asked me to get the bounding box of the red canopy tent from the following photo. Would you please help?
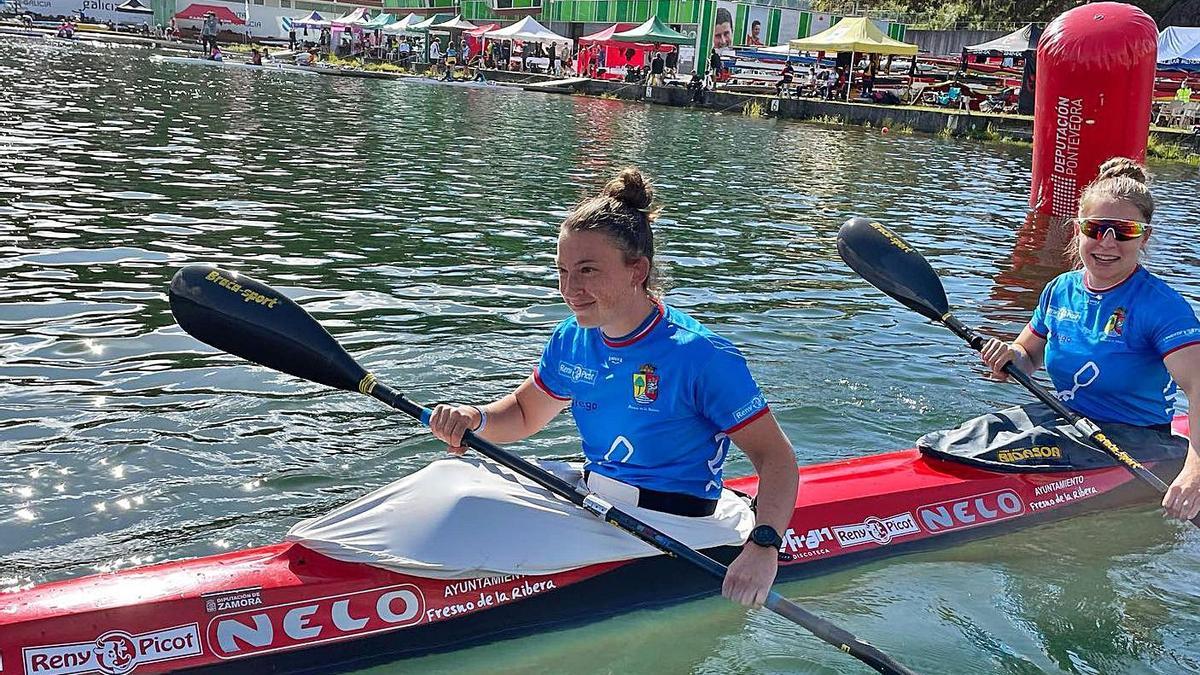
[174,3,244,24]
[578,23,673,79]
[463,22,498,59]
[464,22,498,36]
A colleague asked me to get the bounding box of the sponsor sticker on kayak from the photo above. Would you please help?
[830,512,921,548]
[994,445,1063,464]
[780,526,835,561]
[22,624,202,675]
[1028,475,1098,511]
[202,587,263,613]
[207,584,425,660]
[917,489,1025,533]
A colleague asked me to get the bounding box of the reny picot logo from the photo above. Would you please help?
[22,624,202,675]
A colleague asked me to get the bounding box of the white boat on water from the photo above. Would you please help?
[150,54,317,76]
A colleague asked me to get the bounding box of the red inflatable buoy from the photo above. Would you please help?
[1028,3,1158,219]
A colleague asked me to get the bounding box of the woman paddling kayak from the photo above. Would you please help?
[981,157,1200,521]
[429,167,799,608]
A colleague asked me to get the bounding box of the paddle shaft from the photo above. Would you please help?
[367,382,918,675]
[940,313,1200,527]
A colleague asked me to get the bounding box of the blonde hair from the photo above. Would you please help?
[1079,157,1154,222]
[560,167,662,295]
[1066,157,1154,267]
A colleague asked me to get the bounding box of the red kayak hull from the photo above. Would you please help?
[1,417,1188,674]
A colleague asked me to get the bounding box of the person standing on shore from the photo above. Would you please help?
[200,11,219,54]
[649,51,665,86]
[429,37,442,74]
[704,48,722,88]
[399,38,412,67]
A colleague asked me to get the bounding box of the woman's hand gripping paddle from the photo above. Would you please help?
[167,265,921,675]
[836,217,1199,528]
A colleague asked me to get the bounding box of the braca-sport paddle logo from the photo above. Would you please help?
[632,364,659,404]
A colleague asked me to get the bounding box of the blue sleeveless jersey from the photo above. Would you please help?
[1029,267,1200,426]
[533,303,769,499]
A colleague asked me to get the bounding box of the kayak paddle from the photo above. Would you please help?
[836,217,1199,528]
[167,265,920,675]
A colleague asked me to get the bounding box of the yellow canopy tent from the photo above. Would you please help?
[788,17,917,55]
[788,17,917,100]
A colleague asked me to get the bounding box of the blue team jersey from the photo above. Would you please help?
[533,303,769,499]
[1029,266,1200,426]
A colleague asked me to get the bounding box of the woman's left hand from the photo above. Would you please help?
[1163,453,1200,521]
[722,544,779,608]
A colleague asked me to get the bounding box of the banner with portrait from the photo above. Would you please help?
[712,0,736,53]
[740,5,768,47]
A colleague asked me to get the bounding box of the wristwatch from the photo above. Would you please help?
[749,524,783,549]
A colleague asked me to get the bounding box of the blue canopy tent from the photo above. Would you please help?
[1158,27,1200,71]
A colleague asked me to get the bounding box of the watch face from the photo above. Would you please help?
[752,525,781,547]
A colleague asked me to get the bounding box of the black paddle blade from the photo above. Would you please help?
[837,217,950,323]
[168,266,369,393]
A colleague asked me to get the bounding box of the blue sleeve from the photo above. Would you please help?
[1028,275,1060,338]
[1148,292,1200,358]
[533,324,572,401]
[695,340,768,434]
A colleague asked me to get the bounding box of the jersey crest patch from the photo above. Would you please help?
[632,363,659,404]
[1103,307,1126,337]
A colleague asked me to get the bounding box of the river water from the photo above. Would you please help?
[2,37,1200,673]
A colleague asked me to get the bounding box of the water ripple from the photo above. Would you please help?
[1,37,1199,674]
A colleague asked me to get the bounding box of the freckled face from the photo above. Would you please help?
[556,229,648,329]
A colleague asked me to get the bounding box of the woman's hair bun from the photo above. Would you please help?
[601,167,654,211]
[1096,157,1150,185]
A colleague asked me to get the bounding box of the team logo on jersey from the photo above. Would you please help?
[1103,307,1126,337]
[632,364,659,404]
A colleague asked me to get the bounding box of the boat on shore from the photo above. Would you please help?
[1,415,1186,675]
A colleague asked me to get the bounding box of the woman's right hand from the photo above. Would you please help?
[429,404,481,456]
[980,337,1020,382]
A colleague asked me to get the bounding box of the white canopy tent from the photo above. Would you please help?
[291,10,328,29]
[408,14,442,31]
[330,7,371,27]
[430,14,477,32]
[483,16,571,48]
[380,12,423,36]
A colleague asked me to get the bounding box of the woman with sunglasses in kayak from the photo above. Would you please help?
[429,167,799,608]
[981,157,1200,521]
